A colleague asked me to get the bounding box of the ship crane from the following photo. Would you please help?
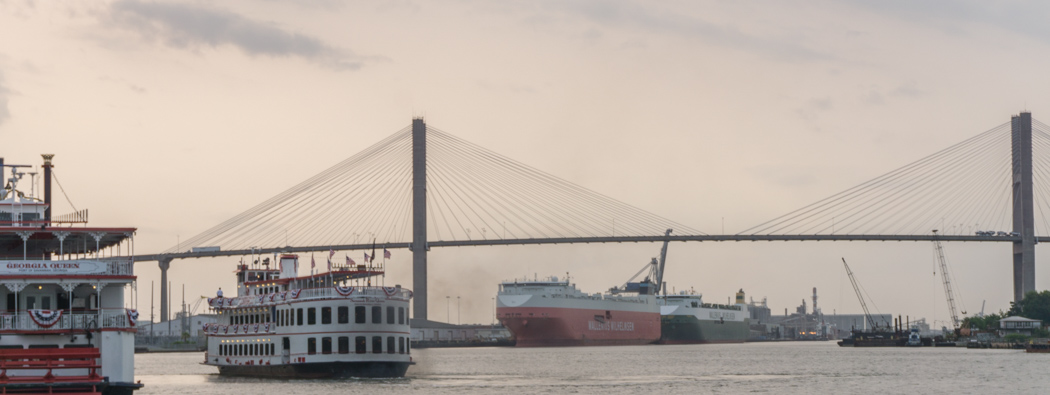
[610,229,672,295]
[932,230,962,330]
[842,258,878,330]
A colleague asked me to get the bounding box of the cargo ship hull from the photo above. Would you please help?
[499,306,660,347]
[659,315,749,344]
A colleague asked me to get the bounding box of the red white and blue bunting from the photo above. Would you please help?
[28,309,63,328]
[242,324,249,333]
[335,286,355,296]
[268,293,277,302]
[263,323,270,332]
[232,325,239,334]
[253,323,259,333]
[127,309,139,326]
[222,325,229,334]
[383,287,399,296]
[289,289,302,299]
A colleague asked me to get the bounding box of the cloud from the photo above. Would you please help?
[845,1,1050,45]
[0,69,10,127]
[103,0,361,70]
[526,0,829,61]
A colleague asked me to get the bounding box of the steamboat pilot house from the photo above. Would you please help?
[203,254,414,378]
[0,155,141,395]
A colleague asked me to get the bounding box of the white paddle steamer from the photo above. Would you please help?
[203,254,413,378]
[0,155,142,395]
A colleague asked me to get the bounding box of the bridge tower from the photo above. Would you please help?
[411,118,429,320]
[1011,112,1036,302]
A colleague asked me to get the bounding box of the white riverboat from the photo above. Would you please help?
[0,155,142,395]
[202,254,414,378]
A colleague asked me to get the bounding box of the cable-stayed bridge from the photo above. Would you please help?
[135,112,1050,321]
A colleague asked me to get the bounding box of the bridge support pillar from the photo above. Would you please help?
[159,258,171,323]
[1011,112,1036,302]
[411,118,429,321]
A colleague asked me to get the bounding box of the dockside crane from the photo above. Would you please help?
[931,230,962,330]
[842,258,878,330]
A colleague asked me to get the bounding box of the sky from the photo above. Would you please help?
[3,0,1050,327]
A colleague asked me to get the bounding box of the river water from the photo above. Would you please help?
[136,342,1049,394]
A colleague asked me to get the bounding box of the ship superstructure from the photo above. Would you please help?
[203,254,414,378]
[0,155,141,395]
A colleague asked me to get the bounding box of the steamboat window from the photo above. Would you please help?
[372,306,382,324]
[338,306,349,324]
[308,338,317,355]
[407,339,410,354]
[355,306,366,324]
[398,307,405,325]
[399,337,405,354]
[321,307,332,325]
[355,336,366,354]
[338,337,350,354]
[372,336,382,354]
[297,308,304,326]
[387,306,395,324]
[387,336,395,354]
[322,337,332,354]
[270,343,275,355]
[308,308,316,325]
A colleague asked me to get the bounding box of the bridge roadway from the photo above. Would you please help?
[132,234,1041,262]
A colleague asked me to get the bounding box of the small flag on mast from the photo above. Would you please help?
[383,249,391,259]
[311,254,316,269]
[364,252,370,262]
[347,255,356,266]
[329,249,335,259]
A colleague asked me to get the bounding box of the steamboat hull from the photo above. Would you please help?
[499,307,660,347]
[216,361,412,378]
[659,315,749,344]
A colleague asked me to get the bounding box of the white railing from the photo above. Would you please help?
[0,309,134,331]
[212,286,412,309]
[98,258,134,276]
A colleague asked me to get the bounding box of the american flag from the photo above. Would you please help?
[364,252,370,262]
[383,249,392,259]
[347,255,356,265]
[310,254,315,269]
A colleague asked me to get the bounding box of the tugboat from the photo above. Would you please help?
[202,253,414,378]
[0,155,142,394]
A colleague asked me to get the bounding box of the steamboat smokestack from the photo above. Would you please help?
[42,154,53,223]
